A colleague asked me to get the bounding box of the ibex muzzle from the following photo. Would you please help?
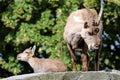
[63,0,104,71]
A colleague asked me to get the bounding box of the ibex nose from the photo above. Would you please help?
[95,44,100,49]
[17,54,21,60]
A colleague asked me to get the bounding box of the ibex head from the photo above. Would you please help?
[17,45,36,61]
[77,22,101,51]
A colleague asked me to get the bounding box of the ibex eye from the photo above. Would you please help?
[95,28,99,33]
[26,51,29,53]
[84,22,89,28]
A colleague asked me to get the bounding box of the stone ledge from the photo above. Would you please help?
[2,70,120,80]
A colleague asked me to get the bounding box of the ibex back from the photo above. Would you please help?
[63,0,104,71]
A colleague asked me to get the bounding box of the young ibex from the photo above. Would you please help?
[63,0,104,71]
[17,45,67,73]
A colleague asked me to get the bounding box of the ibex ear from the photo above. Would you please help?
[29,47,32,49]
[32,45,36,56]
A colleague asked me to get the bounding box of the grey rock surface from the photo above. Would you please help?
[2,70,120,80]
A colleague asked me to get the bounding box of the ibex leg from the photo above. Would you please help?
[94,43,102,71]
[67,43,77,71]
[81,53,88,71]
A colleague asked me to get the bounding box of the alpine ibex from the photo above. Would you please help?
[17,45,67,73]
[63,0,104,71]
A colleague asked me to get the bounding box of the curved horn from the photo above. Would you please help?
[97,0,104,25]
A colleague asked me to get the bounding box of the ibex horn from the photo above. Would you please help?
[93,0,104,26]
[97,0,104,25]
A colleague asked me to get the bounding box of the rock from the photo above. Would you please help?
[2,70,120,80]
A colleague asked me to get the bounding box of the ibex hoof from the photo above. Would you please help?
[82,66,88,71]
[73,68,77,71]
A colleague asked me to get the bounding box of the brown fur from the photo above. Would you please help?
[63,3,104,71]
[17,46,67,73]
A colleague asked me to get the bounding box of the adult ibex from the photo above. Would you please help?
[63,0,104,71]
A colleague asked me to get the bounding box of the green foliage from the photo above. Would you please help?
[0,0,120,78]
[0,56,21,75]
